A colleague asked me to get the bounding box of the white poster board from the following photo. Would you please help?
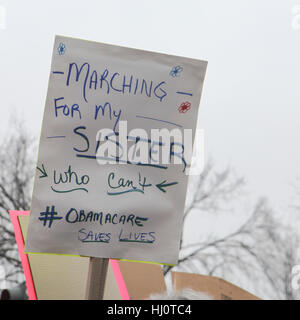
[25,35,207,265]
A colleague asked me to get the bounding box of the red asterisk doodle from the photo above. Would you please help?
[178,102,191,113]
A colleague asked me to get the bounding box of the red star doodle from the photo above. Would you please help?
[178,101,191,113]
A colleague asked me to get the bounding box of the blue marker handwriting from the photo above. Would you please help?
[54,97,82,119]
[65,207,148,227]
[94,101,121,133]
[53,96,122,133]
[78,228,111,243]
[65,62,167,103]
[118,228,155,244]
[73,127,187,172]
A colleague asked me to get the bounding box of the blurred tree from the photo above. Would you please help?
[0,119,36,286]
[164,161,299,300]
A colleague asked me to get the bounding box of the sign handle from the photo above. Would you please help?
[85,257,109,300]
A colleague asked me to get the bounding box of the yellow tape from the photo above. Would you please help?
[24,251,175,266]
[24,251,82,258]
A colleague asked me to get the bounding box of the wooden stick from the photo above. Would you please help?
[85,257,109,300]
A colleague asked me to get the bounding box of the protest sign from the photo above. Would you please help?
[25,35,207,265]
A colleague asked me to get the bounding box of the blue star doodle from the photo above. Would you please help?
[57,42,66,55]
[169,65,183,77]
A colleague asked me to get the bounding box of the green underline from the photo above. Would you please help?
[107,188,144,196]
[51,186,88,193]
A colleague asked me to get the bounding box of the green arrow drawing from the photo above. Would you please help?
[156,180,178,193]
[36,164,48,178]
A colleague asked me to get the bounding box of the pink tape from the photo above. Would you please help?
[9,210,37,300]
[109,259,130,300]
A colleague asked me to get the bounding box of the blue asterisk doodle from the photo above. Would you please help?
[170,65,183,77]
[57,42,66,55]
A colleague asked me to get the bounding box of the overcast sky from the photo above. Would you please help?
[0,0,299,215]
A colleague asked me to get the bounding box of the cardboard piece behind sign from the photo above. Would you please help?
[18,213,121,300]
[117,260,166,300]
[171,271,261,300]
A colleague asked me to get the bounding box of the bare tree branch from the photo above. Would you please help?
[0,118,36,286]
[164,161,299,300]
